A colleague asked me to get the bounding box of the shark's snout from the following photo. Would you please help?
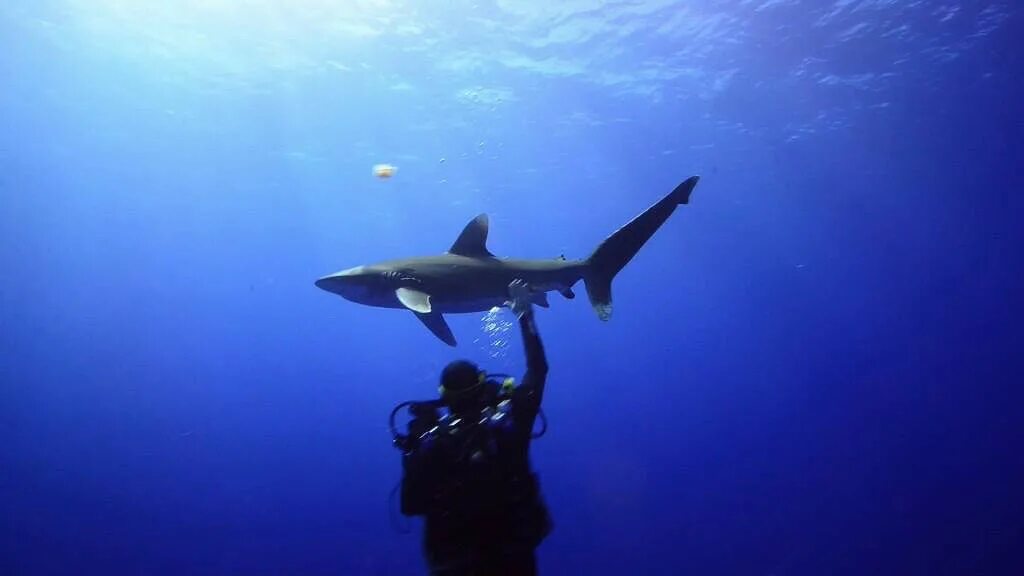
[314,275,335,291]
[315,267,355,290]
[314,266,379,302]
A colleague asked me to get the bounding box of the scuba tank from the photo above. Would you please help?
[390,398,442,453]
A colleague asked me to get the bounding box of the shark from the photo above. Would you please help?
[315,175,700,346]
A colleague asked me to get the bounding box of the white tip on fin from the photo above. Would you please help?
[396,287,432,313]
[594,302,612,321]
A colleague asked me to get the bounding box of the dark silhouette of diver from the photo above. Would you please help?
[391,280,552,575]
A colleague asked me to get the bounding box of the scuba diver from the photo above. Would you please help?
[391,280,552,576]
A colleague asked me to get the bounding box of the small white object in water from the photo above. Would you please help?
[373,163,397,178]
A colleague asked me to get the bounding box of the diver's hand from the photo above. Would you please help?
[506,279,533,319]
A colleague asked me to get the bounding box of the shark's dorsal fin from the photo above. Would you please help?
[449,214,495,258]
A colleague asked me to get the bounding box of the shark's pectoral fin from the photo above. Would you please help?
[396,287,432,313]
[533,292,550,308]
[560,287,575,300]
[415,312,457,346]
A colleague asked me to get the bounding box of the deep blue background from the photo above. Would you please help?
[2,1,1022,574]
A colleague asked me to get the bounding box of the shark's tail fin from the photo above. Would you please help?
[583,176,699,320]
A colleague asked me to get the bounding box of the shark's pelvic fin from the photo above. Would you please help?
[396,287,432,313]
[584,176,700,320]
[560,287,576,300]
[449,214,495,258]
[533,292,550,308]
[415,312,456,346]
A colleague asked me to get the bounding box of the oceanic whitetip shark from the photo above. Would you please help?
[315,176,700,346]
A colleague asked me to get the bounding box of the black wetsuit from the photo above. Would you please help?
[400,310,551,576]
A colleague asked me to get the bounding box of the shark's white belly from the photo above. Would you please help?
[430,295,513,314]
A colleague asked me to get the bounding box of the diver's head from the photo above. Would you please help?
[440,360,485,414]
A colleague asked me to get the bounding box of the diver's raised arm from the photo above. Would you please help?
[508,280,548,406]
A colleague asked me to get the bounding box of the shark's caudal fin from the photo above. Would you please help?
[583,176,699,320]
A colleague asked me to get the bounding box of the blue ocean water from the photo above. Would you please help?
[1,1,1021,574]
